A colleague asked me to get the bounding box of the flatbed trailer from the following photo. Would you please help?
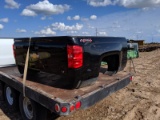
[0,66,132,120]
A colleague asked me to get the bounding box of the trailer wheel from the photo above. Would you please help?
[0,81,4,101]
[19,94,48,120]
[4,84,18,110]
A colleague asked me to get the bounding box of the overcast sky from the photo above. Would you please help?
[0,0,160,42]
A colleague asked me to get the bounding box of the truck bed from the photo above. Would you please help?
[0,66,132,115]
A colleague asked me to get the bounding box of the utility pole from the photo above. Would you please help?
[96,28,98,36]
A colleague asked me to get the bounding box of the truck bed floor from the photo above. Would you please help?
[0,66,130,103]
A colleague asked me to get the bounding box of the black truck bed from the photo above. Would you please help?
[0,66,132,115]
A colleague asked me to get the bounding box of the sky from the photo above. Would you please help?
[0,0,160,43]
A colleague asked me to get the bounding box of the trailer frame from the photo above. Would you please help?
[0,66,132,118]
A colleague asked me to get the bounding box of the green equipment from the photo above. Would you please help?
[127,43,139,59]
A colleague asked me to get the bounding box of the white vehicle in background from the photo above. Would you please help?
[0,38,15,67]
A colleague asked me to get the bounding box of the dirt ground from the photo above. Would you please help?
[0,49,160,120]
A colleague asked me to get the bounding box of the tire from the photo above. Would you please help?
[19,94,48,120]
[0,82,4,101]
[4,84,19,110]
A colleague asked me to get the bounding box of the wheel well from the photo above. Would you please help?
[100,54,119,73]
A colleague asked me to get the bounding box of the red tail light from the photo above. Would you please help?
[61,106,67,113]
[67,45,83,68]
[55,104,60,112]
[70,105,75,112]
[75,101,81,109]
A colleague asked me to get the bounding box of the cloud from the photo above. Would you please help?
[82,32,89,35]
[5,0,20,9]
[40,16,53,20]
[87,0,160,8]
[41,16,46,20]
[90,15,97,20]
[16,29,27,33]
[73,15,80,20]
[35,28,56,35]
[0,18,9,23]
[81,17,89,21]
[21,9,37,16]
[87,8,160,42]
[67,31,78,34]
[87,0,112,7]
[67,15,80,20]
[98,31,107,36]
[0,24,4,30]
[21,0,70,16]
[34,22,83,36]
[117,0,160,8]
[67,15,97,21]
[67,16,72,20]
[51,22,83,31]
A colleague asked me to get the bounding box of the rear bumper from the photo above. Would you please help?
[58,74,131,115]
